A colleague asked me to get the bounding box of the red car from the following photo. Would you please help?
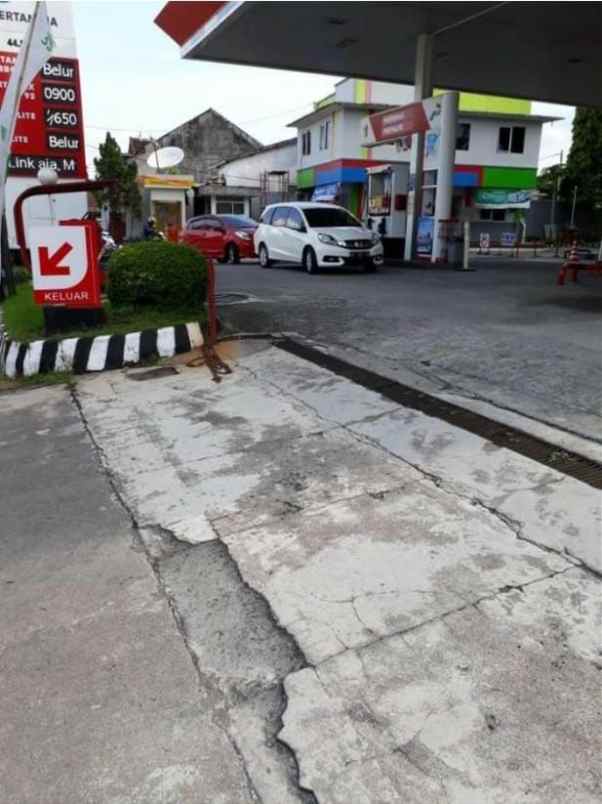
[180,214,257,263]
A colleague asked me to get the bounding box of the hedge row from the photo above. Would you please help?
[107,241,207,309]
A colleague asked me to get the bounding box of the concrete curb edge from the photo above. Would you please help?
[0,321,205,379]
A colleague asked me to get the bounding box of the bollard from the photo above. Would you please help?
[456,221,474,271]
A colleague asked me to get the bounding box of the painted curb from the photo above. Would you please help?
[0,321,205,379]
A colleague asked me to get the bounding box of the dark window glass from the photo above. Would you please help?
[271,207,289,227]
[492,209,506,221]
[187,218,203,230]
[215,200,245,215]
[218,215,256,227]
[498,127,511,151]
[287,208,305,231]
[304,207,361,228]
[511,127,525,153]
[479,209,492,221]
[302,130,312,155]
[456,123,471,151]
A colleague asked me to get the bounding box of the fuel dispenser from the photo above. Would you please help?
[365,164,409,258]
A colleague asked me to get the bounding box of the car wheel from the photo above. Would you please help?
[259,243,272,268]
[226,243,239,264]
[304,247,318,274]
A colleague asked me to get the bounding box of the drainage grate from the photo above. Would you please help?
[215,293,251,305]
[128,366,179,381]
[275,338,602,490]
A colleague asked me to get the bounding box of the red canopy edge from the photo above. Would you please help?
[154,1,226,47]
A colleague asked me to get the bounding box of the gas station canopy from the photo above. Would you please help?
[156,2,602,108]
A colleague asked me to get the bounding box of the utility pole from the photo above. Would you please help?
[551,150,563,257]
[570,185,578,229]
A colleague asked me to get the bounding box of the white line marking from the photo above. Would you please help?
[4,342,19,378]
[123,331,141,364]
[55,338,79,372]
[87,335,110,372]
[186,321,204,348]
[23,340,44,377]
[156,326,176,357]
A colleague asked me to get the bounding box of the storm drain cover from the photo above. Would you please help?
[128,366,179,381]
[215,293,251,305]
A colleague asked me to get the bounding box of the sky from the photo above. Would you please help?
[73,1,574,174]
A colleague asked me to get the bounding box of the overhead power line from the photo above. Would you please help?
[82,101,315,138]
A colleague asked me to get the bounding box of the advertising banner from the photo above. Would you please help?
[416,216,434,257]
[474,189,531,208]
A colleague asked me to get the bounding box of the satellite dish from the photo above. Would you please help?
[147,146,184,170]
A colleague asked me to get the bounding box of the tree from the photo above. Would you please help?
[93,132,141,239]
[565,107,602,212]
[536,164,565,198]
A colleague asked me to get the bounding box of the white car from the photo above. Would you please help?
[254,202,384,274]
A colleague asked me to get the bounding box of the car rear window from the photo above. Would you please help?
[260,207,275,225]
[271,207,289,227]
[218,215,256,228]
[304,207,361,228]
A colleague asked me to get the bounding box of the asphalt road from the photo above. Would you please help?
[216,257,602,444]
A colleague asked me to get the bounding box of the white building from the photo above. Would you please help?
[215,138,297,219]
[290,78,556,250]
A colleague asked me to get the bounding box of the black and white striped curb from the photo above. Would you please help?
[0,321,204,378]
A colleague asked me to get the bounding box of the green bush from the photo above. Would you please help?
[107,241,207,309]
[13,264,31,285]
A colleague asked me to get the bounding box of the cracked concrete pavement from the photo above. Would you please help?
[60,338,602,804]
[0,385,263,804]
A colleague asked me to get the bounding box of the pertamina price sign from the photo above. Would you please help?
[0,2,86,178]
[30,224,100,307]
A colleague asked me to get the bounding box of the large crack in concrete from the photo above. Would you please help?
[71,361,601,804]
[71,385,317,804]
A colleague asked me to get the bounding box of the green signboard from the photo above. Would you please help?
[474,188,531,207]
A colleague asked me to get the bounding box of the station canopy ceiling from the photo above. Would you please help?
[156,2,602,108]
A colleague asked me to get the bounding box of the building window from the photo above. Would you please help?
[302,130,312,156]
[498,126,526,154]
[456,122,471,151]
[319,121,330,150]
[479,208,506,221]
[216,198,245,214]
[510,126,525,153]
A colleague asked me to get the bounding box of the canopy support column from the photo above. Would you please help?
[404,33,433,262]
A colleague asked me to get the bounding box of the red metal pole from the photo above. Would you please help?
[13,180,113,270]
[206,258,217,347]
